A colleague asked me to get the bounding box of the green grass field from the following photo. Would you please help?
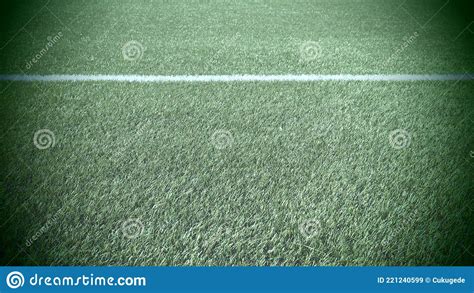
[1,0,473,266]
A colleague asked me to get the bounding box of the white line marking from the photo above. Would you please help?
[0,74,473,83]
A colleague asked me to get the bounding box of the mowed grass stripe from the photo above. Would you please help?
[0,74,473,83]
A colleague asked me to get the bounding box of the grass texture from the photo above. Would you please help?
[0,0,473,265]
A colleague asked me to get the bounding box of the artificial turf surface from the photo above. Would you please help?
[0,0,473,265]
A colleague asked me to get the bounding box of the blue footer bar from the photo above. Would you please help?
[1,267,472,292]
